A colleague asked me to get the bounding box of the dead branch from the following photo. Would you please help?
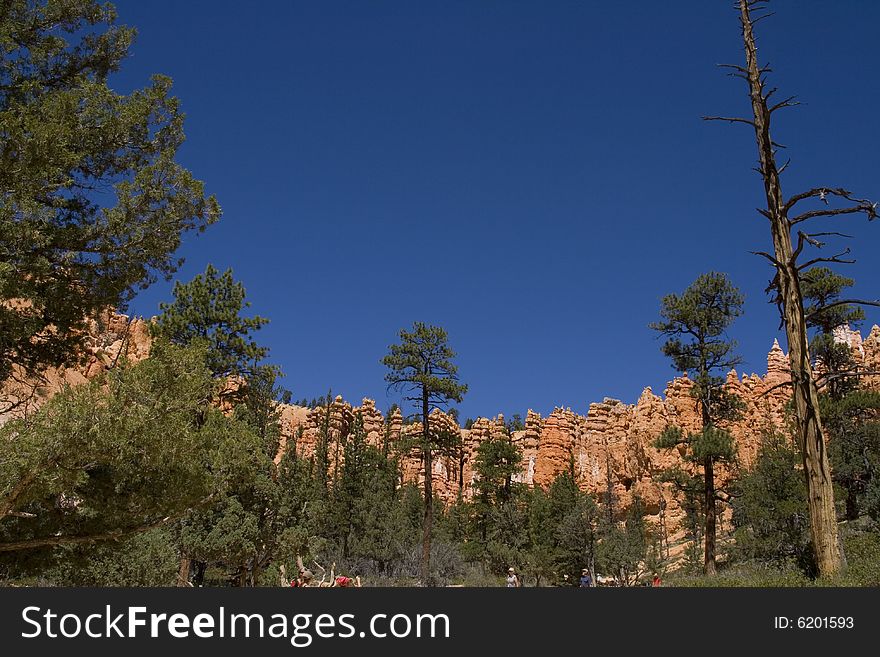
[702,115,756,127]
[805,299,880,320]
[791,203,878,225]
[768,95,800,113]
[815,369,880,384]
[785,187,859,211]
[751,250,785,268]
[759,380,793,398]
[796,247,855,271]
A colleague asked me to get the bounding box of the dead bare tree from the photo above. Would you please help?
[704,0,878,578]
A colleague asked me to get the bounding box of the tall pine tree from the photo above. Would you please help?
[382,322,467,586]
[651,272,744,575]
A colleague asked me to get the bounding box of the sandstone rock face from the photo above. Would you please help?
[7,311,880,536]
[275,327,879,534]
[0,310,152,424]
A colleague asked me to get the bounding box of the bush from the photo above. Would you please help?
[47,529,179,586]
[666,562,812,587]
[837,532,880,587]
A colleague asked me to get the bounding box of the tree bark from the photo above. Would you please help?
[738,0,841,577]
[698,365,717,576]
[177,556,191,587]
[192,560,207,587]
[845,486,858,522]
[236,565,247,587]
[421,386,433,586]
[703,457,717,575]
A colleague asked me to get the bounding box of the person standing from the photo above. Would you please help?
[579,569,593,588]
[506,567,521,587]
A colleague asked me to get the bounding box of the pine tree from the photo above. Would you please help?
[0,1,220,409]
[803,268,880,521]
[152,266,287,586]
[382,322,467,586]
[651,272,744,575]
[153,265,270,379]
[473,434,522,506]
[596,496,650,586]
[706,0,880,577]
[0,342,218,558]
[731,427,810,569]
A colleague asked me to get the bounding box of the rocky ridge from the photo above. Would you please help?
[5,314,880,538]
[280,326,880,537]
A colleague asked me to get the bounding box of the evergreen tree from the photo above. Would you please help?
[651,272,744,575]
[473,434,522,506]
[47,528,179,586]
[174,366,313,587]
[151,266,289,585]
[596,496,650,586]
[505,414,525,432]
[525,486,555,584]
[382,322,467,586]
[824,392,880,522]
[731,427,811,570]
[802,268,864,398]
[801,268,880,521]
[707,0,880,578]
[554,492,599,585]
[345,445,407,575]
[0,0,219,407]
[0,342,218,558]
[153,265,270,379]
[523,472,598,586]
[465,435,524,573]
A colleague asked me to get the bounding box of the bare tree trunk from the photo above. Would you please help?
[176,556,191,587]
[192,560,206,587]
[703,458,717,575]
[236,565,247,587]
[421,388,433,586]
[737,0,841,577]
[698,369,718,576]
[845,486,858,522]
[658,484,669,560]
[604,436,614,524]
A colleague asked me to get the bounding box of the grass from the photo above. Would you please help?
[665,530,880,587]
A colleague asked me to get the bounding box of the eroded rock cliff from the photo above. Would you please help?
[5,312,880,536]
[280,326,880,535]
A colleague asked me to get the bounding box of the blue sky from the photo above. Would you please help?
[113,1,880,421]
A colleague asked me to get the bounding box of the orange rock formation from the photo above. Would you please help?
[5,312,880,536]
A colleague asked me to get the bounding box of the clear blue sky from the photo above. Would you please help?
[114,0,880,421]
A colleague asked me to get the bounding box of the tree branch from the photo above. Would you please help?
[785,187,863,212]
[768,95,800,113]
[805,299,880,320]
[702,115,756,127]
[791,231,852,261]
[759,380,792,398]
[791,203,877,225]
[796,247,855,271]
[751,250,784,269]
[0,515,175,553]
[0,465,48,520]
